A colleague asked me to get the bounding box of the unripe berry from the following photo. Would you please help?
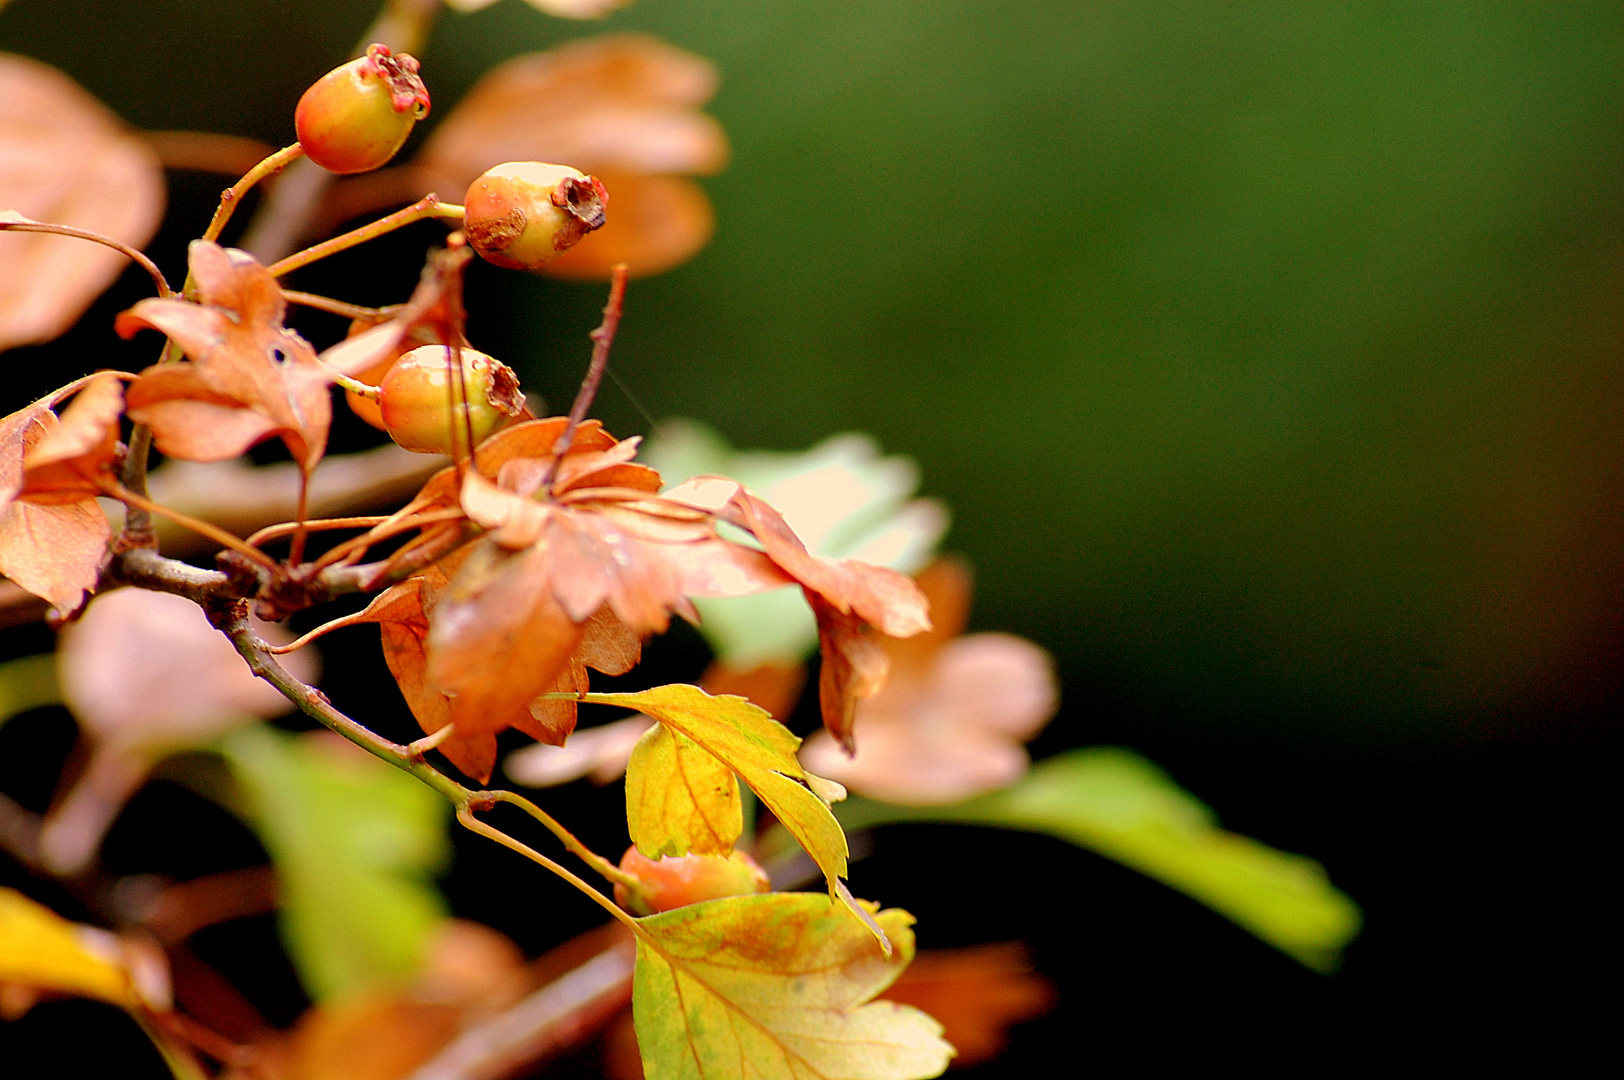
[614,847,771,916]
[377,344,523,455]
[464,162,609,272]
[295,44,430,175]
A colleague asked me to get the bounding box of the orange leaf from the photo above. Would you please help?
[117,241,332,474]
[0,384,112,612]
[0,55,164,350]
[16,372,123,503]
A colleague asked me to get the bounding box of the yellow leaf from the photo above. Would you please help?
[0,887,140,1009]
[632,893,952,1080]
[588,685,887,949]
[626,722,743,858]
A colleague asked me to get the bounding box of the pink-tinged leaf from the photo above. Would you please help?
[801,558,1058,804]
[0,386,111,612]
[0,55,164,350]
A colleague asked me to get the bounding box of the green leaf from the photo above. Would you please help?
[216,725,450,1001]
[590,685,885,949]
[641,421,948,666]
[633,892,952,1080]
[837,748,1362,972]
[626,722,744,858]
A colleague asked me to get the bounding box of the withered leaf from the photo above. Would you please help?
[664,478,932,752]
[0,54,164,350]
[801,559,1057,805]
[0,380,115,612]
[17,372,124,503]
[117,241,332,473]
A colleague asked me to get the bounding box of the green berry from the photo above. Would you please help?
[377,344,523,455]
[614,847,771,916]
[464,162,609,272]
[295,44,429,175]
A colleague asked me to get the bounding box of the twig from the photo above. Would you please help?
[199,143,307,245]
[266,196,464,279]
[104,482,279,571]
[283,290,406,322]
[0,219,172,299]
[540,265,629,491]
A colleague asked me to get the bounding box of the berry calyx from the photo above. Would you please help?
[377,344,523,455]
[614,847,771,916]
[464,162,609,272]
[295,44,430,175]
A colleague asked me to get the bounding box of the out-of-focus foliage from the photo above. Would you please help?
[838,748,1362,972]
[217,726,451,1002]
[642,421,947,667]
[0,887,165,1012]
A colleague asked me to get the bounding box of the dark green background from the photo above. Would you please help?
[6,0,1620,751]
[3,0,1620,1064]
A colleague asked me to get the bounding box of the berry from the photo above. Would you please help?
[614,846,771,916]
[295,44,429,175]
[377,344,523,455]
[464,162,609,271]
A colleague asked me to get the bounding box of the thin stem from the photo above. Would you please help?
[215,615,643,931]
[104,483,279,570]
[543,265,628,491]
[307,507,465,573]
[488,790,646,895]
[286,475,311,566]
[323,367,382,399]
[245,515,389,549]
[457,811,638,933]
[199,143,306,244]
[266,196,464,279]
[283,290,405,322]
[0,219,171,299]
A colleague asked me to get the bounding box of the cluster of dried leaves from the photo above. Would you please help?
[0,14,1012,1080]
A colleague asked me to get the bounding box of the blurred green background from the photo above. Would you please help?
[6,0,1620,754]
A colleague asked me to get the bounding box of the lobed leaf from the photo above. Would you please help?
[625,722,743,858]
[588,685,885,948]
[632,893,951,1080]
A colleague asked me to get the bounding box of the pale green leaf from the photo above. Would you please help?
[633,893,952,1080]
[590,685,884,947]
[626,721,744,858]
[836,748,1362,972]
[217,725,450,1001]
[642,421,948,666]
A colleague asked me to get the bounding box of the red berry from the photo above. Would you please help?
[295,44,429,175]
[464,162,608,272]
[614,846,771,916]
[377,344,523,455]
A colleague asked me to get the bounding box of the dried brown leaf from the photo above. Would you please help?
[0,54,164,350]
[117,241,332,473]
[16,372,123,502]
[0,384,112,612]
[801,560,1058,805]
